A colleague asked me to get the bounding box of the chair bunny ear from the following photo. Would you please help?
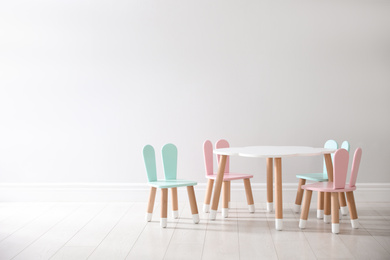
[341,141,350,152]
[323,140,338,177]
[203,140,214,175]
[143,145,157,182]
[162,143,178,181]
[333,149,349,190]
[349,148,362,188]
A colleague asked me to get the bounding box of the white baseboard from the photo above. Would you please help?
[0,183,389,202]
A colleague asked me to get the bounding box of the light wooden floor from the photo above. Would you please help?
[0,201,389,260]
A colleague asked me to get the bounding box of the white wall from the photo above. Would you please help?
[0,0,389,187]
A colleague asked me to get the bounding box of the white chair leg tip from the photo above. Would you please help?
[203,204,210,213]
[332,223,340,234]
[299,219,307,229]
[324,215,331,224]
[192,214,200,224]
[317,209,324,219]
[351,219,359,229]
[341,206,348,216]
[248,204,255,213]
[160,218,167,228]
[275,219,283,230]
[267,202,273,212]
[172,210,179,219]
[293,204,301,213]
[146,213,153,222]
[210,209,217,220]
[222,208,229,218]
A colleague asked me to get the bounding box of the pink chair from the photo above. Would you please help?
[203,139,255,218]
[299,148,362,234]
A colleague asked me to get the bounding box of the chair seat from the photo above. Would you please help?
[302,182,356,192]
[148,179,197,188]
[296,173,328,182]
[206,173,253,181]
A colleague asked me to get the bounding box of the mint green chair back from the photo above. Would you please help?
[143,145,157,182]
[162,143,178,180]
[322,140,339,178]
[341,140,350,152]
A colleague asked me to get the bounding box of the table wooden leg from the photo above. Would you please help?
[210,155,227,220]
[323,153,333,223]
[222,181,229,218]
[324,153,334,182]
[227,181,231,208]
[267,157,273,212]
[274,157,283,230]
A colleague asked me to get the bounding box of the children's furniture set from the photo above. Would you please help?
[143,140,362,234]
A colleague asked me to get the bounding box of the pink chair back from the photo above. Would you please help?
[349,148,362,188]
[333,149,349,189]
[203,140,214,176]
[216,139,230,174]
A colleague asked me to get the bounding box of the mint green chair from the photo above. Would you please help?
[293,140,338,218]
[143,144,200,228]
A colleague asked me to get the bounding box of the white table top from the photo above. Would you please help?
[214,146,336,158]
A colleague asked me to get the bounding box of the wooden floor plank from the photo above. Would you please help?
[88,203,149,260]
[125,202,184,260]
[236,202,278,260]
[201,202,239,260]
[13,203,107,260]
[0,203,77,259]
[163,203,207,260]
[0,203,56,242]
[0,201,387,260]
[50,202,132,259]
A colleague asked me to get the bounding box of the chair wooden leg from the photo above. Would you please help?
[161,188,168,228]
[187,186,200,224]
[331,192,340,233]
[243,178,255,213]
[299,189,312,229]
[146,187,157,222]
[294,179,306,213]
[203,179,214,213]
[339,192,348,216]
[171,188,178,219]
[346,191,359,228]
[317,191,324,219]
[266,157,273,212]
[222,181,229,218]
[324,192,331,223]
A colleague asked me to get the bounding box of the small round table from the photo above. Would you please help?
[212,146,336,230]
